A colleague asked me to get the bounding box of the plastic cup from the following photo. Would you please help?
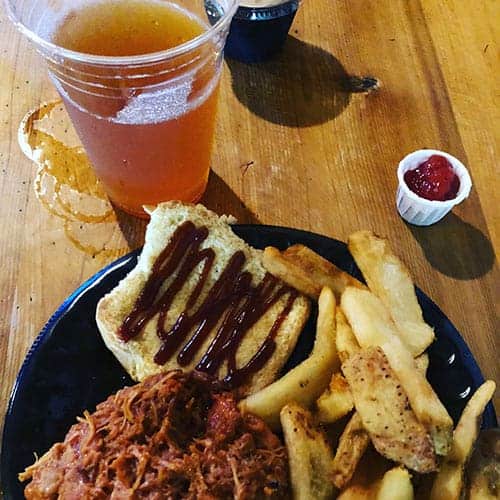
[396,149,472,226]
[5,0,238,218]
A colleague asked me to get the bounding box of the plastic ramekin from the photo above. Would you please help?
[396,149,472,226]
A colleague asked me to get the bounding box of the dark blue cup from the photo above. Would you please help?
[206,0,300,63]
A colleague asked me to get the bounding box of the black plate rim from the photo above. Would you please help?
[3,251,139,422]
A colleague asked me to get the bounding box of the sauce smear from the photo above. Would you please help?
[119,222,298,388]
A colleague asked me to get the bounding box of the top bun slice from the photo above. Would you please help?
[96,202,310,396]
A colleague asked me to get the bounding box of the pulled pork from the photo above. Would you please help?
[20,371,289,499]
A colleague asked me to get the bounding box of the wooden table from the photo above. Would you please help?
[0,0,498,462]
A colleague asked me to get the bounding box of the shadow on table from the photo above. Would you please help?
[408,213,495,280]
[113,206,148,250]
[227,35,352,127]
[201,170,260,224]
[112,171,259,249]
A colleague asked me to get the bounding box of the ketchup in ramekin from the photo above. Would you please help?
[404,155,460,202]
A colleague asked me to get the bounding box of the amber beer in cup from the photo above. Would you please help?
[6,0,238,217]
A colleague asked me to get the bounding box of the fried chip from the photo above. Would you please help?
[280,402,335,500]
[430,381,496,500]
[336,308,361,363]
[376,466,414,500]
[240,287,338,428]
[317,372,354,424]
[342,347,437,473]
[341,287,453,456]
[332,412,371,489]
[263,244,365,300]
[348,231,434,356]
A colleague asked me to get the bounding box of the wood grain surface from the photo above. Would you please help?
[0,0,498,466]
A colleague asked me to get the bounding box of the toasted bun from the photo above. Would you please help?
[96,202,310,396]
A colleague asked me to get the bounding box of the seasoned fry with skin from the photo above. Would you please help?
[280,403,335,500]
[336,308,361,363]
[342,347,437,473]
[240,287,338,429]
[263,244,365,300]
[430,381,496,500]
[375,467,414,500]
[331,412,371,489]
[348,231,434,356]
[380,338,452,457]
[341,287,453,456]
[317,372,354,423]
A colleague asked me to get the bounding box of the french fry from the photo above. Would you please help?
[430,381,496,500]
[263,244,365,300]
[280,402,335,500]
[332,412,371,489]
[337,486,374,499]
[283,244,366,298]
[338,462,418,500]
[341,287,406,349]
[336,308,361,363]
[317,372,354,423]
[380,338,452,457]
[341,287,453,456]
[430,462,463,500]
[448,380,496,463]
[342,347,437,473]
[466,428,500,500]
[240,287,338,428]
[336,446,391,499]
[414,353,429,375]
[375,467,414,500]
[263,246,321,298]
[348,231,434,356]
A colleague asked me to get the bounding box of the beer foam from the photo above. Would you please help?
[113,65,221,125]
[113,80,193,125]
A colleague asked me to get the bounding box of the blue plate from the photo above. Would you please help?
[1,225,496,499]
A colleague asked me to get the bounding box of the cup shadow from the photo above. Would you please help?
[113,205,149,250]
[407,213,495,280]
[226,35,352,127]
[201,170,260,224]
[112,170,259,249]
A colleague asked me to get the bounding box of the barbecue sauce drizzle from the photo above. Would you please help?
[118,221,298,389]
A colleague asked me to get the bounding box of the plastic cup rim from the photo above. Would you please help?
[397,149,472,209]
[4,0,239,66]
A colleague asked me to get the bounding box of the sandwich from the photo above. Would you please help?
[96,202,310,396]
